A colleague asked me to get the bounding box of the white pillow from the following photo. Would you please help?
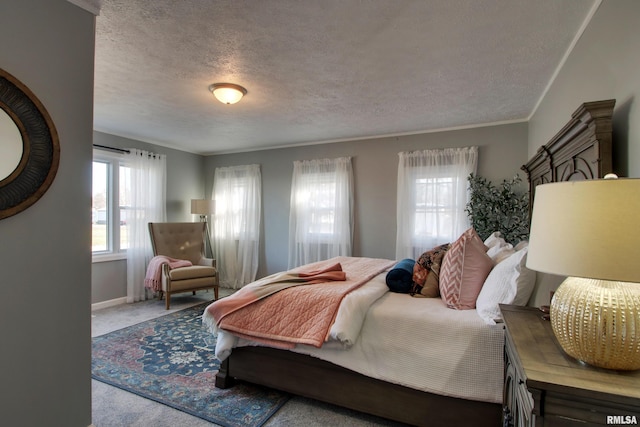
[486,243,515,263]
[475,246,536,325]
[484,232,516,263]
[483,231,504,248]
[514,240,528,252]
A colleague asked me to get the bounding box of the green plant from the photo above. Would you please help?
[465,173,530,244]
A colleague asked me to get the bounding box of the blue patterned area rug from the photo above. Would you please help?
[92,302,290,427]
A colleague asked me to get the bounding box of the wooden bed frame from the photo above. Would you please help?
[215,99,616,427]
[522,99,615,208]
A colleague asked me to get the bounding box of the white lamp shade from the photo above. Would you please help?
[527,178,640,283]
[191,199,215,215]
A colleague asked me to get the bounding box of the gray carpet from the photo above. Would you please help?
[91,290,406,427]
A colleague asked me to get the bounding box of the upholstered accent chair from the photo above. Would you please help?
[148,222,219,309]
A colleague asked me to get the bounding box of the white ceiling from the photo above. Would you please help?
[93,0,598,155]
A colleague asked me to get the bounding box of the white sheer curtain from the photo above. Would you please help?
[125,149,166,303]
[213,164,261,289]
[288,157,353,268]
[396,146,477,260]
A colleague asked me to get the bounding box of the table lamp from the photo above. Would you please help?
[527,177,640,370]
[191,199,215,258]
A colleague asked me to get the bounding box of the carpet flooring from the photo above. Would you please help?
[92,302,289,427]
[91,291,407,427]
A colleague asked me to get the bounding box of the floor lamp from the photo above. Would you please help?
[191,199,215,259]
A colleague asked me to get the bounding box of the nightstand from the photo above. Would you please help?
[500,304,640,427]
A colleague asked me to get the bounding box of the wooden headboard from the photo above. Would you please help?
[522,99,615,307]
[522,99,616,211]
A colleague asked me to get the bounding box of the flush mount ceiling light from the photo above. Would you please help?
[209,83,247,105]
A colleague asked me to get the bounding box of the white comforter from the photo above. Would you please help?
[210,272,505,404]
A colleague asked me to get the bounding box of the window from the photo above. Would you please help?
[92,149,130,259]
[213,164,262,289]
[293,171,339,239]
[396,147,477,260]
[413,175,459,241]
[215,172,259,240]
[288,157,353,268]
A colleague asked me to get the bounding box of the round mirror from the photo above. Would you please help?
[0,108,24,181]
[0,68,59,220]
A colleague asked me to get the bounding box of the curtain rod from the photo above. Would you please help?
[93,144,161,159]
[93,144,130,154]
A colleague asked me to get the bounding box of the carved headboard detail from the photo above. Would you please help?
[522,99,616,212]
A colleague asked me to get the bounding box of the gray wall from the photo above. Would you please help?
[527,0,640,306]
[91,131,206,304]
[92,123,528,302]
[0,1,94,426]
[529,0,640,176]
[205,123,529,279]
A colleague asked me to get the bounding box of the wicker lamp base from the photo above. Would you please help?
[550,277,640,371]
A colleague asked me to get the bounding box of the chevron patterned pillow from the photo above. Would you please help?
[439,228,494,309]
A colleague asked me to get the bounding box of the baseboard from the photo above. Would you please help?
[91,297,127,312]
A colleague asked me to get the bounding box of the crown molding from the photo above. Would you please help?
[66,0,101,16]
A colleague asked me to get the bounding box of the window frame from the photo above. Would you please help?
[293,170,339,242]
[92,149,128,262]
[395,147,477,260]
[411,174,460,243]
[215,172,259,241]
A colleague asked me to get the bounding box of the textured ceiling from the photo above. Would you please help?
[94,0,597,155]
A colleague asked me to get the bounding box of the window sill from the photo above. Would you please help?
[92,253,127,263]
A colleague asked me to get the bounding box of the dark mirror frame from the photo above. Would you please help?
[0,68,60,220]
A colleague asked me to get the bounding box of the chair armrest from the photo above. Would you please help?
[198,257,217,268]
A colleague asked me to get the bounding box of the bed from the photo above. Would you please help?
[203,99,616,427]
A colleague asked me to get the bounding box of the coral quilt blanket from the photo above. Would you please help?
[204,257,395,349]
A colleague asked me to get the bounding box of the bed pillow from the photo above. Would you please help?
[514,240,529,252]
[439,228,494,310]
[385,258,416,293]
[510,242,534,306]
[410,244,450,298]
[475,246,537,324]
[487,242,516,264]
[483,231,504,248]
[484,231,516,263]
